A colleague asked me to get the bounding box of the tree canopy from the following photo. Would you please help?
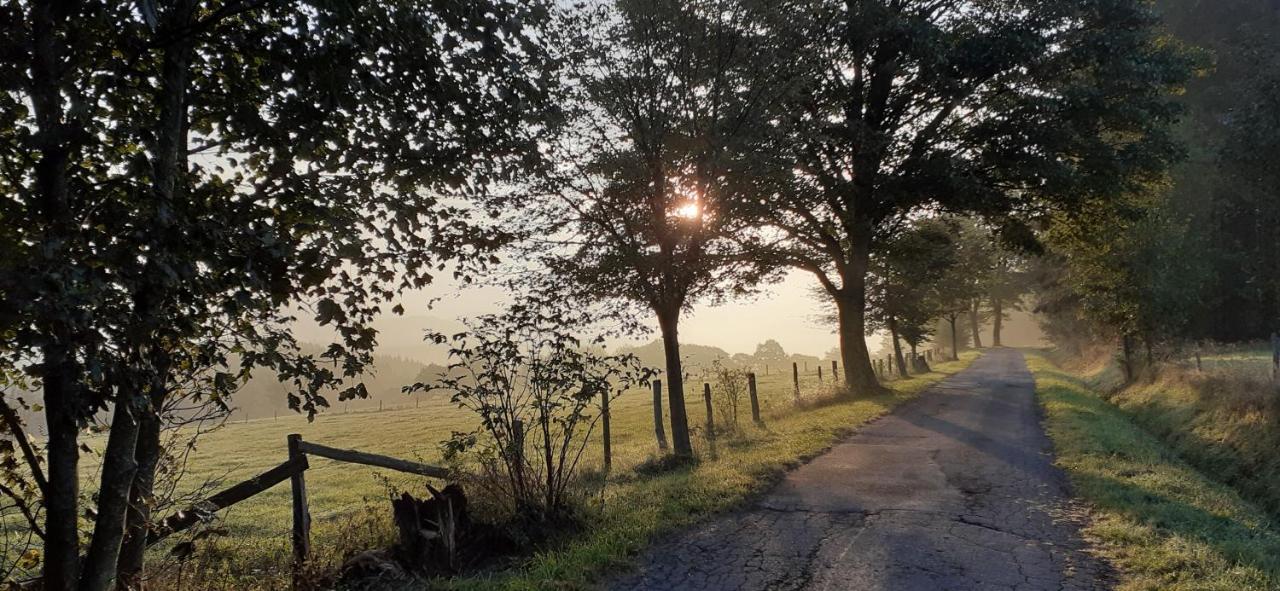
[0,1,555,587]
[740,0,1192,391]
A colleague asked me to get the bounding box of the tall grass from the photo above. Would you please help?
[1030,351,1280,590]
[1106,361,1280,521]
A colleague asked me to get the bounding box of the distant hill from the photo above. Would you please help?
[287,313,462,365]
[226,349,449,421]
[616,340,733,374]
[11,332,843,432]
[613,339,827,378]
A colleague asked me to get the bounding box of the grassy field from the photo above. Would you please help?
[1028,351,1280,590]
[1185,345,1275,381]
[84,352,979,589]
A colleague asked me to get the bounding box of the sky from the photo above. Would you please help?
[292,269,854,364]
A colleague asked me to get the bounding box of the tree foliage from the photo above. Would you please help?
[0,0,554,587]
[511,0,789,456]
[743,0,1191,390]
[865,218,957,374]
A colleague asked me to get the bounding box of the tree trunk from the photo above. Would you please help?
[116,363,169,589]
[30,1,83,586]
[80,399,143,591]
[1121,333,1135,382]
[969,300,983,349]
[656,307,692,457]
[42,352,82,591]
[948,315,960,361]
[115,405,160,590]
[116,5,193,583]
[991,297,1003,347]
[888,317,908,378]
[833,290,881,393]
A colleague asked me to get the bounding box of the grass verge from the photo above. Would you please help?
[1027,350,1280,591]
[1106,359,1280,520]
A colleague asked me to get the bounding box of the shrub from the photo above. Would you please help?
[711,361,747,433]
[412,304,652,522]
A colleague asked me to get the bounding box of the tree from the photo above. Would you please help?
[753,340,789,365]
[1039,188,1213,380]
[933,221,999,360]
[987,251,1033,348]
[1149,0,1279,342]
[744,0,1190,392]
[1214,33,1280,339]
[0,1,553,588]
[865,219,957,378]
[518,0,788,456]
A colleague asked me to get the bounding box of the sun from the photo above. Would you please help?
[674,201,700,219]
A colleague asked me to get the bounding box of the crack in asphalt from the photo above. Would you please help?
[606,350,1112,591]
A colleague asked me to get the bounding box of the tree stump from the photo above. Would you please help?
[390,484,470,574]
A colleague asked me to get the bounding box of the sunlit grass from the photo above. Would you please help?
[1027,351,1280,591]
[89,352,977,590]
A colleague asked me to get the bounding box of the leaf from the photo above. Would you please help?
[17,548,40,569]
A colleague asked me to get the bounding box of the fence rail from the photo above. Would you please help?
[146,456,308,547]
[296,440,449,479]
[141,434,448,589]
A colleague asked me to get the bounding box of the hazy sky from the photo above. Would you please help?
[293,269,855,363]
[425,269,848,355]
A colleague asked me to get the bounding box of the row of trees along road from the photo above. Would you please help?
[0,0,1192,584]
[502,0,1190,455]
[1033,0,1280,371]
[0,1,555,589]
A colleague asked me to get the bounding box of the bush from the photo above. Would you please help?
[711,361,747,433]
[412,304,652,522]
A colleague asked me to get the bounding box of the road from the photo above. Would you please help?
[608,349,1109,591]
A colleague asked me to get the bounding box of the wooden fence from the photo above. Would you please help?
[144,434,447,589]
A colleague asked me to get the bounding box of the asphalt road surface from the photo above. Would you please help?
[608,349,1109,591]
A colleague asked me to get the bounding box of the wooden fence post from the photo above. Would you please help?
[747,372,763,426]
[287,434,311,586]
[602,389,612,471]
[652,380,668,451]
[702,383,714,442]
[792,362,800,402]
[817,366,823,383]
[831,360,838,382]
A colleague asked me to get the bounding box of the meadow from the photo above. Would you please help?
[1029,350,1280,590]
[82,353,977,590]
